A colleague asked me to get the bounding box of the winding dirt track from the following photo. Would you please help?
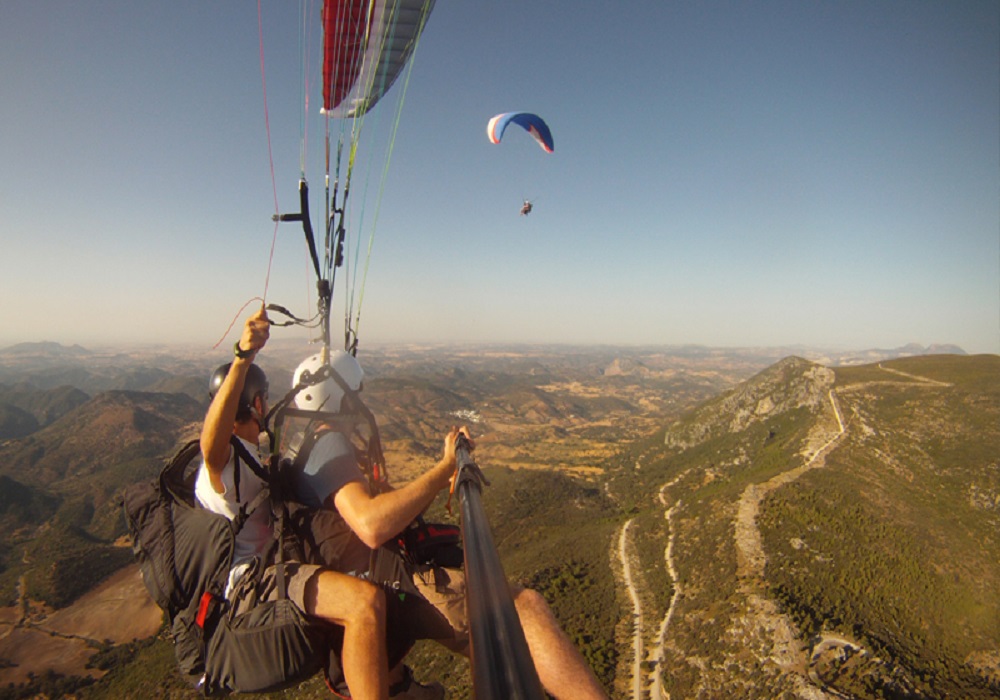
[647,472,687,700]
[730,389,848,699]
[735,389,845,582]
[619,472,687,700]
[619,519,644,700]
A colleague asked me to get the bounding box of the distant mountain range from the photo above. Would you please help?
[0,341,91,357]
[0,338,968,367]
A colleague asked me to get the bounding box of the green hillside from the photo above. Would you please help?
[0,390,204,609]
[611,354,1000,699]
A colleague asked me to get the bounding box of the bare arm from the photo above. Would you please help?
[334,427,467,548]
[200,307,270,492]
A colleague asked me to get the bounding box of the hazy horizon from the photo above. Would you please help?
[0,334,977,359]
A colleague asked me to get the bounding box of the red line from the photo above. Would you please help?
[258,0,281,303]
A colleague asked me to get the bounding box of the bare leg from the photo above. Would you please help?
[306,570,389,700]
[514,588,608,700]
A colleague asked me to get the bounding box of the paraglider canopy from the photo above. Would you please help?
[271,0,435,356]
[487,112,554,153]
[322,0,436,117]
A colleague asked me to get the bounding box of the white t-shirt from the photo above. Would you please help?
[194,437,273,597]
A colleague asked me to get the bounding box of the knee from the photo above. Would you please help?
[352,579,385,626]
[512,587,559,641]
[514,587,550,618]
[312,572,385,628]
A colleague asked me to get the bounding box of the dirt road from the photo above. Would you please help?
[619,519,644,700]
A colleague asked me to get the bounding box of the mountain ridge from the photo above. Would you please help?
[610,353,999,698]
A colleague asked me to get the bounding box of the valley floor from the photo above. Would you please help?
[0,565,161,686]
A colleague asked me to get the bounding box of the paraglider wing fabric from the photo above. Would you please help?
[322,0,366,114]
[486,112,554,153]
[322,0,436,117]
[486,113,507,144]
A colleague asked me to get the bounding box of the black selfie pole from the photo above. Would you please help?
[454,435,545,700]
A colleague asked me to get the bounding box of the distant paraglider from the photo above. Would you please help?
[488,112,552,216]
[487,112,554,153]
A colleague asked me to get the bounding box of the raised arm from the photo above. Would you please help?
[200,306,270,490]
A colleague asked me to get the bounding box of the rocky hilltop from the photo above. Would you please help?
[664,356,835,451]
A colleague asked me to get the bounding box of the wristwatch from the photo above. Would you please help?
[233,341,255,359]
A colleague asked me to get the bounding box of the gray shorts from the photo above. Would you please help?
[406,562,528,655]
[406,564,470,653]
[226,558,487,661]
[229,561,324,617]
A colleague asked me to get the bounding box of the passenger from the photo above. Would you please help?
[197,307,388,700]
[289,349,610,700]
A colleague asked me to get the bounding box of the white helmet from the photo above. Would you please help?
[292,350,364,412]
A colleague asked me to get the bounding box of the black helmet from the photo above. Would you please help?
[209,363,269,422]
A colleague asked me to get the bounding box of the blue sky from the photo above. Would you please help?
[2,1,998,354]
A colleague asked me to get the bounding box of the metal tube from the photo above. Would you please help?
[455,438,545,700]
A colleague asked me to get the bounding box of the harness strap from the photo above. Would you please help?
[230,437,291,602]
[233,486,271,532]
[231,435,272,510]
